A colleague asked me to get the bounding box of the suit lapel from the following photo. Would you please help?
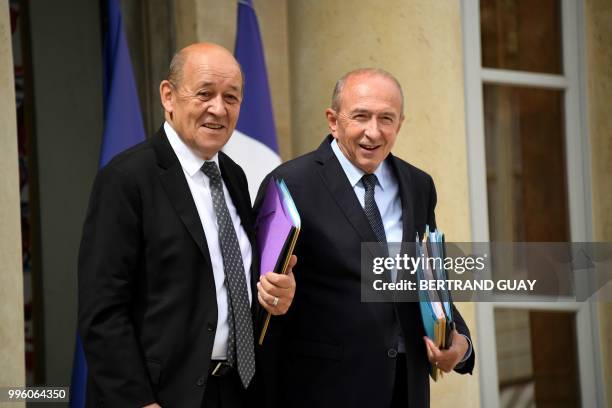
[218,152,255,240]
[315,136,379,246]
[388,153,415,243]
[388,153,419,289]
[151,127,213,270]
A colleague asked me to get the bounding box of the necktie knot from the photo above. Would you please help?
[202,161,221,182]
[362,174,378,191]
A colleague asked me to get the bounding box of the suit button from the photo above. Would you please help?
[207,323,216,332]
[387,348,398,358]
[196,376,205,387]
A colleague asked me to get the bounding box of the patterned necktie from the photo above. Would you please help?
[362,174,388,245]
[201,161,255,388]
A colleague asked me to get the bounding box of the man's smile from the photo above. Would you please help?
[359,143,380,151]
[202,122,225,130]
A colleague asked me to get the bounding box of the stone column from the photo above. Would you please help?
[0,0,25,404]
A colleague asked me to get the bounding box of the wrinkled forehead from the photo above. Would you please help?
[183,52,243,90]
[344,74,403,111]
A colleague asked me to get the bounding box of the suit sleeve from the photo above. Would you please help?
[451,305,475,374]
[253,172,274,214]
[78,165,155,406]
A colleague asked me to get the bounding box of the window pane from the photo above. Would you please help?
[495,308,581,407]
[484,85,570,295]
[480,0,563,74]
[484,84,569,243]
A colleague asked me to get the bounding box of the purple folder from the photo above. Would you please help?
[255,177,300,344]
[256,178,299,276]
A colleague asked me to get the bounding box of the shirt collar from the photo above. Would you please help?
[164,121,219,177]
[330,138,392,191]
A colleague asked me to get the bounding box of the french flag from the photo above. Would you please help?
[223,0,281,202]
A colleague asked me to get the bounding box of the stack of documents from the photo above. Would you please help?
[416,225,455,380]
[255,177,301,344]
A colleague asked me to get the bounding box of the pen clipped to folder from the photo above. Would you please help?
[255,177,301,345]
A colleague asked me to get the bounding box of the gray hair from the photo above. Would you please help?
[167,50,187,87]
[331,68,404,113]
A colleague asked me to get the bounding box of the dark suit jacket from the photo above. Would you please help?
[256,136,475,408]
[78,127,260,407]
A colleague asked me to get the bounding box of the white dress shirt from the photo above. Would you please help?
[165,122,253,360]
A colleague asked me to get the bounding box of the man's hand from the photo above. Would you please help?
[257,255,297,315]
[423,329,469,373]
[142,404,161,408]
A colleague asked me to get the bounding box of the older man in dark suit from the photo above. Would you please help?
[78,42,295,408]
[257,68,474,408]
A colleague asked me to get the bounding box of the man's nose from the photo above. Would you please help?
[207,95,225,115]
[364,118,381,138]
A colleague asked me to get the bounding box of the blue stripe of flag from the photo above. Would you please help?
[234,0,279,153]
[99,0,146,167]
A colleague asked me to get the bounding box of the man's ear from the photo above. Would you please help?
[160,80,174,114]
[325,108,338,136]
[396,114,405,134]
